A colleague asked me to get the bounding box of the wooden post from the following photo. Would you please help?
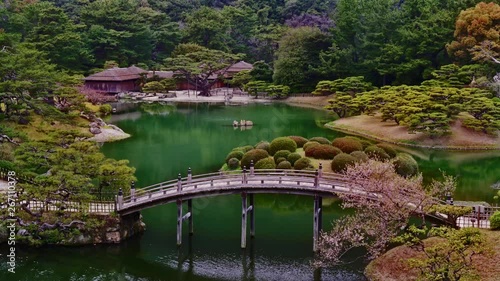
[314,169,319,188]
[188,199,193,235]
[241,192,247,248]
[242,166,247,184]
[177,199,182,246]
[318,196,323,236]
[187,167,192,184]
[318,163,323,178]
[117,188,123,210]
[250,160,254,176]
[130,181,136,202]
[313,195,321,252]
[177,173,182,192]
[249,194,255,238]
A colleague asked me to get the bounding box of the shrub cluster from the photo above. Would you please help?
[255,157,276,169]
[254,141,270,153]
[275,157,287,164]
[269,137,297,155]
[393,153,418,177]
[490,211,500,230]
[288,136,309,147]
[364,145,390,160]
[350,151,369,162]
[305,144,342,159]
[240,149,269,168]
[233,145,254,153]
[227,158,240,170]
[331,153,356,172]
[274,150,291,162]
[309,137,331,145]
[303,141,320,151]
[294,157,313,170]
[225,150,244,164]
[277,160,292,169]
[287,153,301,165]
[332,137,363,153]
[376,143,397,158]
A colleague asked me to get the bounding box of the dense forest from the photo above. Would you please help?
[2,0,498,93]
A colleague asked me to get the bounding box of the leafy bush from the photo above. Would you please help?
[287,153,302,165]
[0,160,14,170]
[365,145,390,160]
[294,157,314,170]
[376,143,397,158]
[309,137,331,144]
[255,157,276,169]
[490,211,500,230]
[99,104,113,116]
[331,153,356,172]
[255,141,270,152]
[269,137,297,155]
[227,158,240,170]
[225,150,244,164]
[233,145,254,153]
[360,139,373,149]
[350,151,369,162]
[332,137,363,153]
[288,136,309,147]
[39,229,64,244]
[277,161,292,169]
[240,149,269,169]
[303,141,320,151]
[305,144,342,159]
[274,150,291,162]
[393,153,418,177]
[275,157,287,164]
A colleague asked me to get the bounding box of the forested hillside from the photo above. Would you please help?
[2,0,497,92]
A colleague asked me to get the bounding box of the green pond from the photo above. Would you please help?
[2,102,499,281]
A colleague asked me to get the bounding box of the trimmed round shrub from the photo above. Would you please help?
[287,153,302,166]
[393,153,418,177]
[227,158,240,170]
[331,153,356,172]
[309,137,331,145]
[360,140,373,149]
[225,150,244,164]
[240,149,269,169]
[305,144,342,160]
[332,137,363,153]
[376,143,397,158]
[255,157,276,169]
[490,211,500,230]
[277,160,292,169]
[274,150,291,162]
[294,157,314,170]
[303,141,320,151]
[288,136,309,148]
[233,145,254,153]
[365,145,390,160]
[350,151,369,162]
[254,141,270,153]
[275,157,287,164]
[269,137,297,155]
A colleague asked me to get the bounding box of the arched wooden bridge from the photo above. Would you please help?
[115,164,375,251]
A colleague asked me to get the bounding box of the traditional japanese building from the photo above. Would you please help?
[83,66,147,93]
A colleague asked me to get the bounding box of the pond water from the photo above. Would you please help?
[2,102,499,281]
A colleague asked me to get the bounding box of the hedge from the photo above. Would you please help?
[305,144,342,159]
[288,136,309,148]
[287,153,302,166]
[255,157,276,169]
[275,157,287,165]
[225,150,244,164]
[227,158,240,170]
[309,137,331,145]
[240,149,269,169]
[350,151,369,162]
[376,143,397,158]
[332,137,363,153]
[490,211,500,230]
[303,141,321,151]
[269,137,297,155]
[364,145,390,160]
[393,153,418,177]
[331,153,356,172]
[274,150,291,162]
[294,157,313,170]
[277,161,292,169]
[255,141,270,153]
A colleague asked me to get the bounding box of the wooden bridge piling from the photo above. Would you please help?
[249,194,255,238]
[313,195,323,252]
[241,192,247,248]
[188,199,193,235]
[177,199,182,246]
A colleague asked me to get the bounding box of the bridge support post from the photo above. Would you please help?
[177,199,182,246]
[249,194,255,238]
[188,199,193,235]
[241,192,247,248]
[313,195,322,252]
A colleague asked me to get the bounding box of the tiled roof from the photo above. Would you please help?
[84,66,147,81]
[147,71,174,79]
[225,61,253,73]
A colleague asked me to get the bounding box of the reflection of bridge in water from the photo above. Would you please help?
[111,164,498,251]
